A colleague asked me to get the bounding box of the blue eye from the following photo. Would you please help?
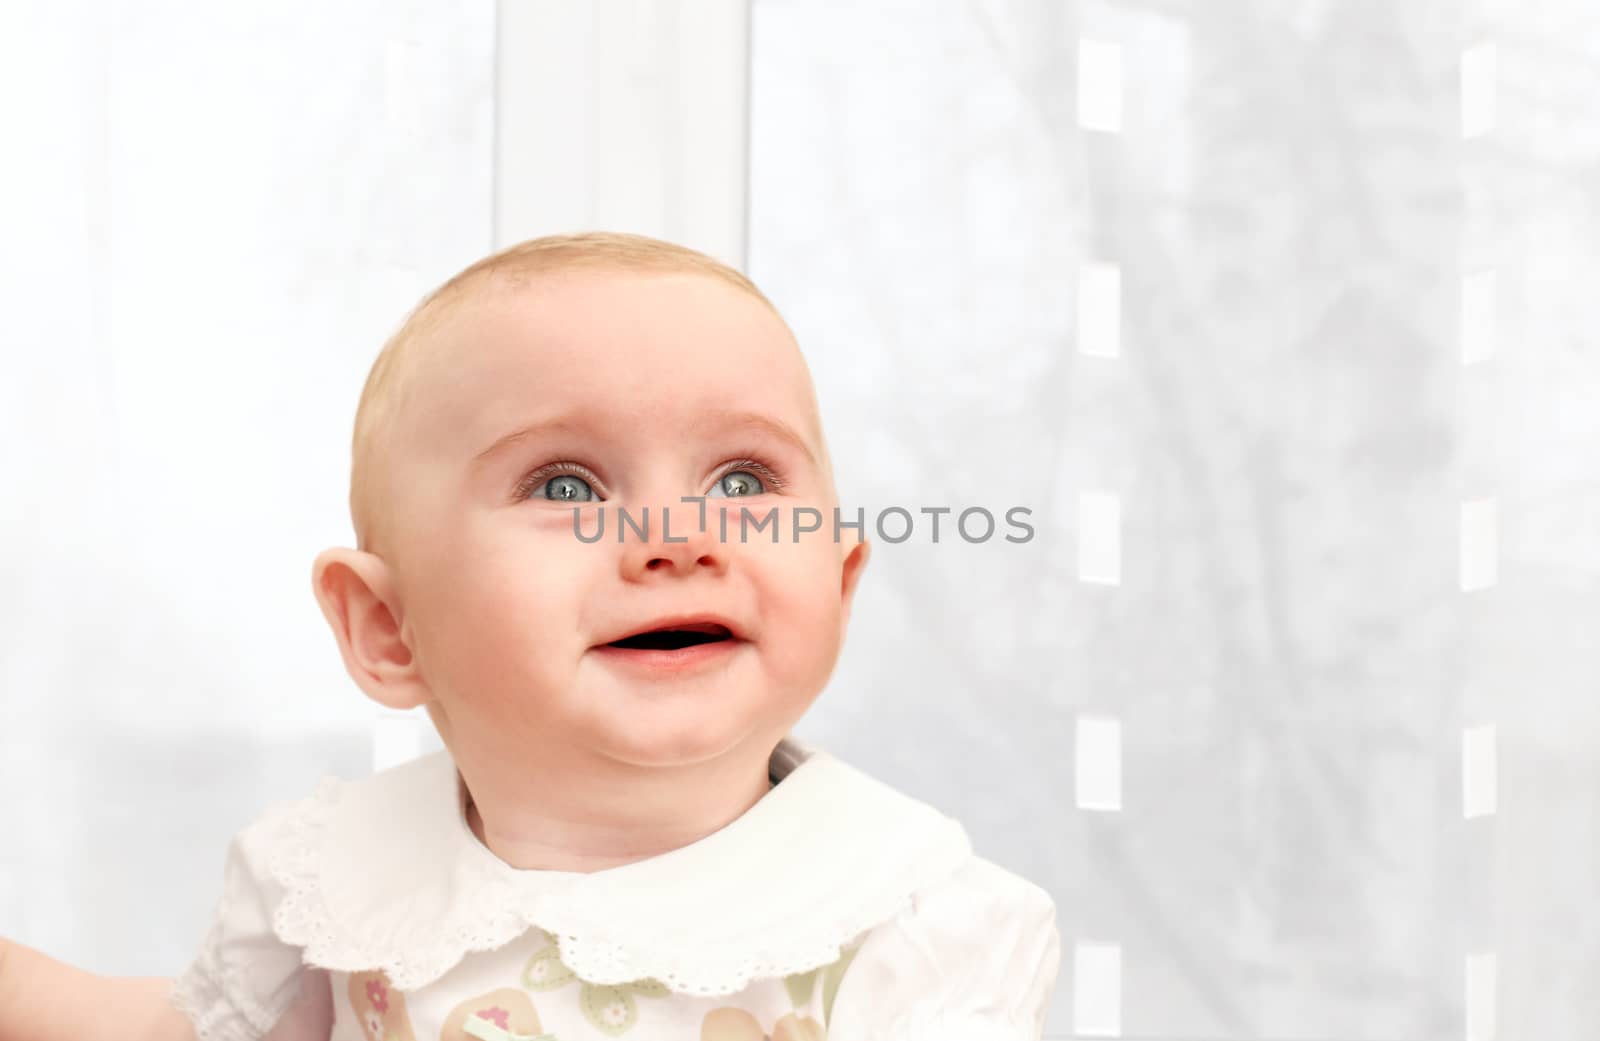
[536,474,597,502]
[707,470,766,499]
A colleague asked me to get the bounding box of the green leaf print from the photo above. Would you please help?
[521,945,577,991]
[519,941,668,1036]
[623,978,670,999]
[783,967,820,1008]
[579,984,637,1036]
[575,979,672,1035]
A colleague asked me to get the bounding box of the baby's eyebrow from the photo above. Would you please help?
[469,407,818,470]
[471,416,587,469]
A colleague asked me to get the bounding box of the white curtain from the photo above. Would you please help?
[1,0,494,974]
[748,1,1600,1038]
[6,1,1598,1039]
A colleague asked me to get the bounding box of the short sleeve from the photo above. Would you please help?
[169,805,310,1041]
[823,855,1062,1041]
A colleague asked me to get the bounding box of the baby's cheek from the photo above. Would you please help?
[756,555,845,676]
[436,557,586,658]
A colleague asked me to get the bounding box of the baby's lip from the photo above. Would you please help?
[594,614,746,647]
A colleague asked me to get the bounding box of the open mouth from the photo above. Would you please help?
[605,624,734,651]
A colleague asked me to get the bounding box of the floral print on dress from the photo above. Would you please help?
[439,987,546,1041]
[520,929,668,1036]
[348,970,419,1041]
[699,934,865,1041]
[699,1008,825,1041]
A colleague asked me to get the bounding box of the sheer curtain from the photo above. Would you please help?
[6,2,1597,1039]
[1,0,492,974]
[748,1,1600,1038]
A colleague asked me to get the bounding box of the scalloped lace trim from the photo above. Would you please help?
[265,772,970,995]
[529,828,967,997]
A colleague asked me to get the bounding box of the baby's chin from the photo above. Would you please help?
[570,663,808,766]
[573,705,776,773]
[582,686,748,751]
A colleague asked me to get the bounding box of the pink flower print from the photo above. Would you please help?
[474,1007,511,1030]
[366,978,389,1014]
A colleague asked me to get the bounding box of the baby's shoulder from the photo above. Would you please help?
[824,851,1062,1037]
[899,851,1058,933]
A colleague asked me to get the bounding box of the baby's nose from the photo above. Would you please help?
[619,500,727,576]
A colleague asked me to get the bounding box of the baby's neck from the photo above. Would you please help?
[459,748,776,873]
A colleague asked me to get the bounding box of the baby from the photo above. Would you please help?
[0,233,1060,1041]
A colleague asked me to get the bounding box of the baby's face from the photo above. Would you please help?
[385,270,866,771]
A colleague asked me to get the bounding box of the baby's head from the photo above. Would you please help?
[312,233,871,778]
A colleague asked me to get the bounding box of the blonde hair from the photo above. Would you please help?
[349,232,785,558]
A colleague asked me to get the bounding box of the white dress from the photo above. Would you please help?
[169,735,1061,1041]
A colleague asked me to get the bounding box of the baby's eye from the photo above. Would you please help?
[533,474,598,502]
[706,470,766,499]
[516,461,605,503]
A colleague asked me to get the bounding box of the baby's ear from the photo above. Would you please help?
[311,548,430,711]
[838,537,871,636]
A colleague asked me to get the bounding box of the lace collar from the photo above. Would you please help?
[266,735,973,995]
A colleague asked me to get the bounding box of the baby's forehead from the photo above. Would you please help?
[399,269,824,456]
